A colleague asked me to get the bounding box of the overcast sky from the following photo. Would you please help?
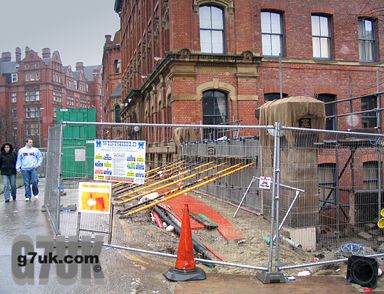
[0,0,120,68]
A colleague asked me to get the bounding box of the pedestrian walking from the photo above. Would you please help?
[0,143,17,202]
[16,138,42,201]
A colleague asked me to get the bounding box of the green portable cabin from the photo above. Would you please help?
[56,108,96,178]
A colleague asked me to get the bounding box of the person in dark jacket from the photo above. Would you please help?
[0,143,17,202]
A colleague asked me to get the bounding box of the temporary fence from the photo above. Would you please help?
[44,121,384,280]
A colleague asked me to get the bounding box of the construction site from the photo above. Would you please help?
[39,94,384,290]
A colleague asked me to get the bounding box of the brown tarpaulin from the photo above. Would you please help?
[259,96,325,145]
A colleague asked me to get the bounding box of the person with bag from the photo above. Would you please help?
[0,143,17,202]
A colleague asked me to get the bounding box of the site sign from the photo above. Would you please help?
[78,182,112,214]
[93,139,146,184]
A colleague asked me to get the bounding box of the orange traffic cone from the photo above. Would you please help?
[163,204,206,281]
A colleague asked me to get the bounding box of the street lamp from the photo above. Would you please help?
[38,107,44,148]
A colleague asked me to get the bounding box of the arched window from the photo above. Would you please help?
[199,5,224,53]
[202,90,228,139]
[114,105,121,123]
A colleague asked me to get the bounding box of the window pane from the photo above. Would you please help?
[320,16,329,37]
[312,37,320,58]
[271,35,281,56]
[199,6,211,29]
[358,20,365,38]
[200,30,212,53]
[359,41,365,60]
[212,31,223,53]
[311,15,320,36]
[320,37,330,58]
[271,13,281,34]
[262,35,271,55]
[211,7,223,29]
[365,41,373,60]
[365,20,373,39]
[261,12,271,33]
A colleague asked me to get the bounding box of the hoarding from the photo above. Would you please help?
[94,139,146,184]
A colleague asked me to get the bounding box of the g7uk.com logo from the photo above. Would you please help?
[12,235,104,285]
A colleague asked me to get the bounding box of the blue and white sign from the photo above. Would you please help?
[94,139,146,184]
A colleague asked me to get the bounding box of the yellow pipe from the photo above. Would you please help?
[116,161,229,205]
[113,160,188,196]
[120,162,255,217]
[145,160,185,180]
[115,160,216,200]
[116,163,243,213]
[112,159,184,188]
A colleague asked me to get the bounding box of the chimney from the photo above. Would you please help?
[105,35,112,43]
[76,62,84,71]
[1,52,11,62]
[42,48,51,58]
[15,47,21,62]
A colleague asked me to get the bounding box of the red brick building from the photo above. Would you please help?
[0,47,102,148]
[111,0,384,221]
[102,31,123,138]
[114,0,383,140]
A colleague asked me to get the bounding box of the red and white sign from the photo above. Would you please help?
[259,176,272,190]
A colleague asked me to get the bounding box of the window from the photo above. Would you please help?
[317,94,336,130]
[311,15,332,59]
[25,107,40,118]
[264,92,288,102]
[318,163,337,206]
[261,11,284,57]
[202,90,228,139]
[53,91,62,103]
[363,161,379,190]
[67,96,75,106]
[11,93,17,103]
[25,123,39,136]
[114,59,121,73]
[11,109,17,119]
[358,18,377,62]
[199,6,224,53]
[11,73,18,83]
[25,91,40,102]
[25,71,40,81]
[361,95,377,128]
[115,105,121,123]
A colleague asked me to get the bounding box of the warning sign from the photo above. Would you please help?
[259,176,272,190]
[78,182,112,214]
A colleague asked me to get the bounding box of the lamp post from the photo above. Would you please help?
[38,107,44,148]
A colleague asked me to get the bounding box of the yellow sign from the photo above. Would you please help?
[78,182,112,214]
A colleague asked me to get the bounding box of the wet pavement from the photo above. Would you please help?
[0,179,363,293]
[0,179,174,293]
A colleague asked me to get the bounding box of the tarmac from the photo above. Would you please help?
[0,179,364,293]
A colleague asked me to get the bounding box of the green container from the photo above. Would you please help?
[56,108,97,178]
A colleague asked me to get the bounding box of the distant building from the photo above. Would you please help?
[101,31,122,138]
[0,47,102,148]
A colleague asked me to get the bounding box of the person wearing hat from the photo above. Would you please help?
[0,143,17,202]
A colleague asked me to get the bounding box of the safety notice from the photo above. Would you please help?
[94,139,146,184]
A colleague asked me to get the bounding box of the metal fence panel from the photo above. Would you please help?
[44,125,61,234]
[44,121,384,277]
